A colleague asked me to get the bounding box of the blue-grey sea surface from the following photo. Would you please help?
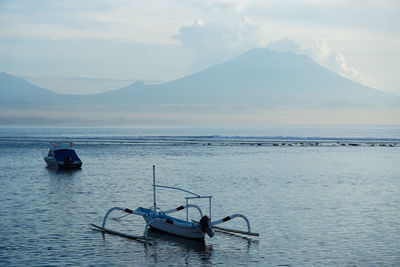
[0,127,399,266]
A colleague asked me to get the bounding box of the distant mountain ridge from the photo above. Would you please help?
[0,72,59,102]
[90,49,396,108]
[1,48,399,125]
[1,49,398,108]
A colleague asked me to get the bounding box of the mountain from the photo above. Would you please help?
[96,48,398,107]
[1,49,398,107]
[0,72,60,105]
[1,48,399,125]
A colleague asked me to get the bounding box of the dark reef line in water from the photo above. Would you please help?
[0,136,399,147]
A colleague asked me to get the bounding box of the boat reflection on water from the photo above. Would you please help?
[143,227,214,266]
[45,164,82,177]
[146,227,210,251]
[142,227,259,266]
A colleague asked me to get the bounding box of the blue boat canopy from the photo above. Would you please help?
[54,149,81,162]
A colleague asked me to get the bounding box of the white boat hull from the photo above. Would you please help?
[144,216,205,239]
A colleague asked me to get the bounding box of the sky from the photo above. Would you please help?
[0,0,399,96]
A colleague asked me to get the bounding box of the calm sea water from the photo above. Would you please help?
[0,127,399,266]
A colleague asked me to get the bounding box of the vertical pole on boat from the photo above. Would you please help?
[186,198,189,221]
[153,165,156,212]
[209,197,212,220]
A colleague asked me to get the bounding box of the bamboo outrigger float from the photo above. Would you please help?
[91,166,259,241]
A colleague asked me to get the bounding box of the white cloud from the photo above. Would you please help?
[267,38,378,89]
[0,0,195,45]
[266,38,302,54]
[173,17,259,71]
[334,52,377,89]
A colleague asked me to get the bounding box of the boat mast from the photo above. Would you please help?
[153,165,156,212]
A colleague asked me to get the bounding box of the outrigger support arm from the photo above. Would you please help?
[91,207,153,240]
[211,214,259,237]
[144,218,156,237]
[101,207,142,228]
[162,204,203,218]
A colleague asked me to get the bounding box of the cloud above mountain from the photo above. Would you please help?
[267,38,377,89]
[173,18,259,72]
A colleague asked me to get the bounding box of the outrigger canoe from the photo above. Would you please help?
[91,166,259,241]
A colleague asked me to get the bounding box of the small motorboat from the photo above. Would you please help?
[91,166,259,241]
[44,141,82,169]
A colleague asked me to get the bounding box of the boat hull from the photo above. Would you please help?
[144,216,206,239]
[44,157,82,169]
